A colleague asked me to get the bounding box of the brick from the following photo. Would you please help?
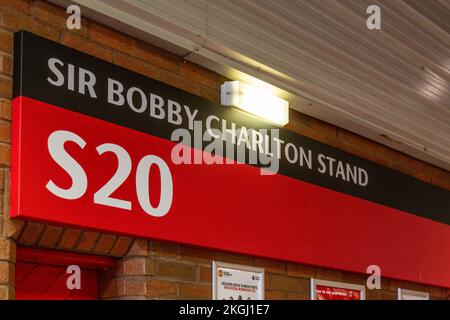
[155,259,197,281]
[0,99,11,121]
[435,169,450,190]
[254,258,286,275]
[0,0,31,14]
[150,240,180,258]
[429,286,445,298]
[33,1,87,36]
[113,52,159,80]
[88,22,136,56]
[308,130,338,147]
[146,279,177,299]
[217,75,230,87]
[123,257,146,275]
[380,150,409,171]
[285,292,310,300]
[0,285,12,300]
[110,236,133,257]
[18,221,44,246]
[215,252,254,266]
[310,118,337,136]
[38,225,63,247]
[413,171,432,183]
[341,272,366,285]
[0,120,10,143]
[264,267,274,289]
[0,11,60,41]
[199,86,220,103]
[315,268,342,282]
[93,234,116,254]
[58,228,82,249]
[100,267,116,280]
[6,219,24,240]
[199,266,212,283]
[338,128,381,153]
[76,231,99,251]
[268,274,309,293]
[390,161,414,177]
[180,245,216,264]
[428,286,442,298]
[0,238,14,261]
[407,282,429,293]
[265,290,285,300]
[61,32,113,62]
[135,41,179,73]
[0,261,13,284]
[290,109,312,127]
[179,61,217,89]
[366,289,381,300]
[99,278,118,299]
[127,239,149,256]
[432,176,450,191]
[0,30,12,53]
[286,263,315,278]
[389,279,410,291]
[117,277,146,296]
[403,155,431,174]
[145,257,155,276]
[160,71,199,96]
[0,167,8,212]
[427,165,445,178]
[116,296,146,300]
[286,122,337,147]
[179,282,211,300]
[0,77,11,99]
[333,139,371,160]
[443,288,449,300]
[112,260,125,276]
[0,54,12,75]
[379,290,397,300]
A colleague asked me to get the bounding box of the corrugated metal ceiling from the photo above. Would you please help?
[51,0,450,171]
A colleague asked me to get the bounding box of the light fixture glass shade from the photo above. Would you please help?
[221,81,289,126]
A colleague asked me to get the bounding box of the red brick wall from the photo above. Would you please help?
[0,0,448,300]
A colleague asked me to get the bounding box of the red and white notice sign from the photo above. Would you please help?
[311,280,365,300]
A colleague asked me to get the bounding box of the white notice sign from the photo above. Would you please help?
[212,261,265,300]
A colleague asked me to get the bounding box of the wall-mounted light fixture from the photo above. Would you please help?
[220,81,289,126]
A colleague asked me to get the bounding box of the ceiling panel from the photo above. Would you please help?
[50,0,450,171]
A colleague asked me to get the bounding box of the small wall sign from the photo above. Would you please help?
[311,279,365,300]
[212,261,264,300]
[397,288,429,300]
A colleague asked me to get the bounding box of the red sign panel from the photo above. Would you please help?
[11,31,450,289]
[11,96,450,288]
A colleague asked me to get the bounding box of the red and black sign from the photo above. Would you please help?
[11,31,450,288]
